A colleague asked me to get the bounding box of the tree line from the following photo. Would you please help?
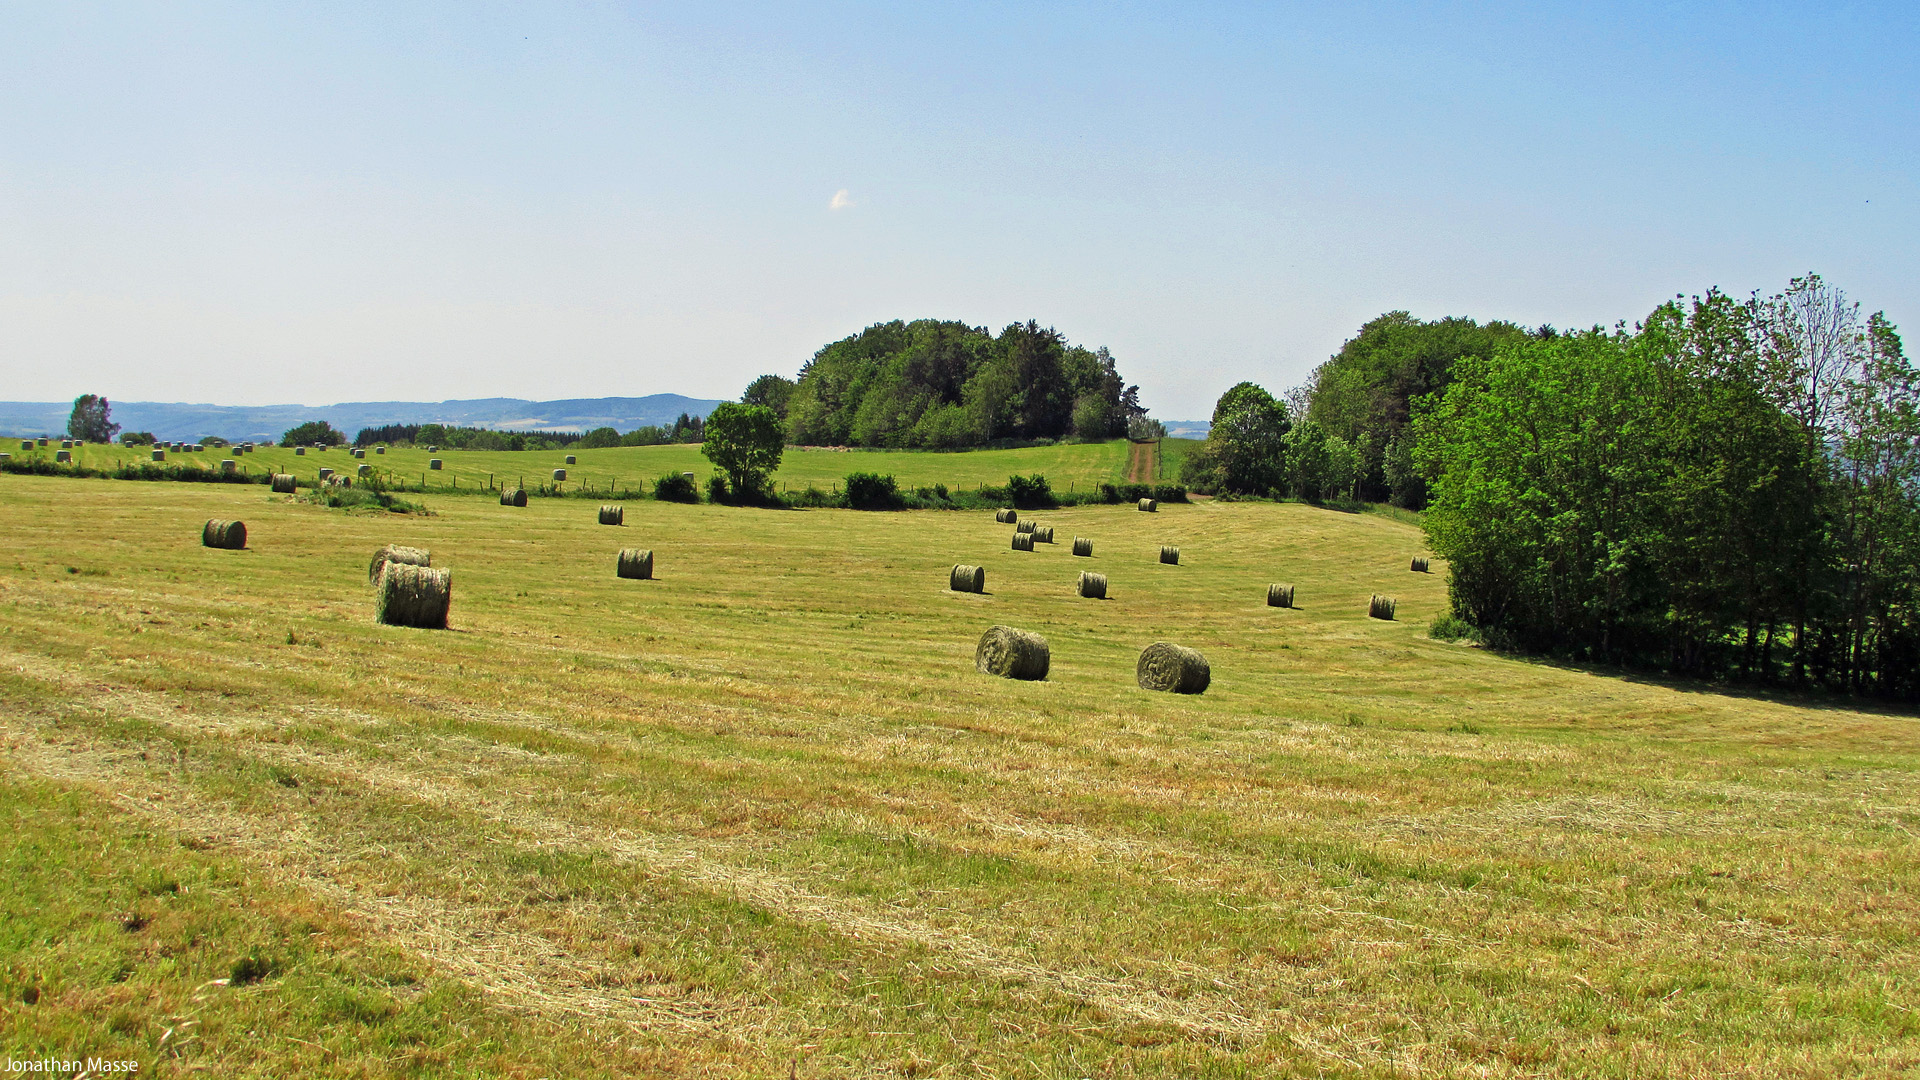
[1185,274,1918,698]
[743,318,1147,448]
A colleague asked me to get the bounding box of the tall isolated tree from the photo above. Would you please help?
[1207,382,1292,495]
[701,403,785,499]
[68,395,120,442]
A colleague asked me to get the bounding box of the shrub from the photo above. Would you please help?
[654,472,698,503]
[706,474,730,503]
[845,472,902,510]
[1007,474,1053,509]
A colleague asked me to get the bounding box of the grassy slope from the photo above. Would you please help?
[0,474,1916,1077]
[28,439,1134,496]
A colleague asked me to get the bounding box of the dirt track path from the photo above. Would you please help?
[1124,440,1157,483]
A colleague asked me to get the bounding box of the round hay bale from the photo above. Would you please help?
[1159,545,1180,565]
[1267,583,1294,608]
[565,455,577,465]
[553,468,568,482]
[598,504,624,525]
[201,519,246,549]
[1137,642,1209,693]
[270,473,296,493]
[1011,531,1035,551]
[375,446,385,454]
[1076,570,1107,599]
[20,440,32,450]
[975,625,1048,680]
[949,564,985,593]
[60,440,71,449]
[356,463,372,477]
[1369,594,1397,620]
[151,449,166,462]
[36,438,47,447]
[1072,537,1093,557]
[318,467,334,482]
[54,449,70,463]
[0,454,9,463]
[376,563,451,629]
[427,445,437,452]
[616,548,654,580]
[995,508,1017,524]
[221,458,236,473]
[1034,525,1055,544]
[429,458,443,470]
[501,487,528,507]
[1015,520,1036,534]
[1139,498,1157,512]
[294,446,305,456]
[368,544,430,585]
[1411,557,1430,573]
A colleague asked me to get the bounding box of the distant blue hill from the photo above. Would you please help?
[0,394,727,443]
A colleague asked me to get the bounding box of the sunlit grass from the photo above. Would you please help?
[0,472,1915,1077]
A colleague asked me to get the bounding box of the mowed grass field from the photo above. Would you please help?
[18,438,1139,496]
[1,473,1917,1077]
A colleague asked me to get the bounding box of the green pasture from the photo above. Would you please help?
[0,472,1915,1076]
[13,437,1139,496]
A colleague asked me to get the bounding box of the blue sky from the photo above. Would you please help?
[1,2,1913,419]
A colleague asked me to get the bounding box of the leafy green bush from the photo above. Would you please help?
[1006,474,1053,509]
[653,472,698,503]
[844,472,901,510]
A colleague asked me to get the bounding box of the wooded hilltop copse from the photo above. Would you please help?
[747,318,1152,448]
[1182,273,1920,699]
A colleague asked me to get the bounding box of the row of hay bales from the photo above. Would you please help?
[973,626,1209,693]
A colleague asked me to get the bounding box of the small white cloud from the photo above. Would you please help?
[829,188,853,211]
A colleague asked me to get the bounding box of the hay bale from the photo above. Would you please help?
[1159,545,1180,565]
[356,463,371,477]
[221,458,236,473]
[1267,583,1294,608]
[1034,525,1055,544]
[376,563,451,629]
[1137,642,1209,693]
[1139,498,1157,512]
[295,446,306,456]
[54,450,70,463]
[553,468,567,482]
[598,504,624,525]
[270,473,295,493]
[949,564,986,593]
[1011,531,1035,551]
[353,449,364,458]
[427,445,437,452]
[60,440,71,449]
[151,449,166,462]
[565,455,577,465]
[201,519,246,549]
[1072,536,1093,557]
[1076,570,1107,599]
[995,508,1017,524]
[0,454,9,463]
[368,544,430,585]
[1369,594,1397,620]
[318,467,334,481]
[1015,520,1036,534]
[1411,557,1430,573]
[36,438,47,447]
[975,625,1049,680]
[616,548,654,580]
[375,446,385,454]
[501,487,528,507]
[19,440,31,450]
[429,458,443,470]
